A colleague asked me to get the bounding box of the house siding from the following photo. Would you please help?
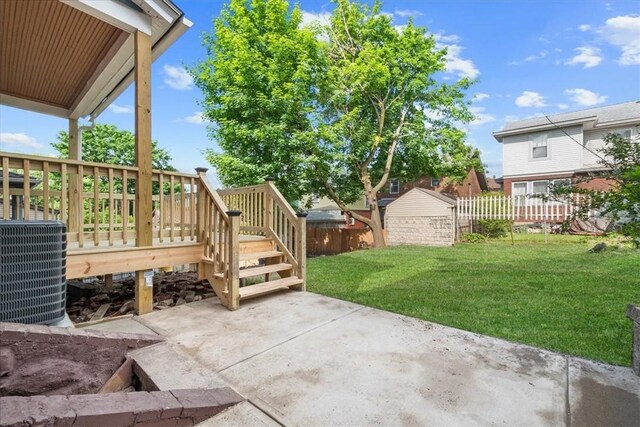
[502,126,583,177]
[583,126,638,167]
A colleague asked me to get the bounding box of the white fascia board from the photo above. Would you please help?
[61,0,153,35]
[89,16,192,119]
[493,117,596,142]
[594,118,640,129]
[0,93,69,118]
[136,0,175,23]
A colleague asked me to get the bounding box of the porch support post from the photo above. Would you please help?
[295,212,307,291]
[227,210,241,310]
[134,30,153,315]
[67,118,80,235]
[195,167,208,280]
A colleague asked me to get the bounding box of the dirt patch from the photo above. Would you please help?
[67,272,215,323]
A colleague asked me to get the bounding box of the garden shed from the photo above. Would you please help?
[384,188,456,246]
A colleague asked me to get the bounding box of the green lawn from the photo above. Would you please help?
[307,237,640,366]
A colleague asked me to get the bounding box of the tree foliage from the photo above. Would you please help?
[192,0,321,202]
[552,131,640,246]
[193,0,479,247]
[51,123,175,194]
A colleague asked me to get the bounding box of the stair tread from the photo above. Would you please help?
[239,277,303,299]
[213,263,292,279]
[239,250,283,261]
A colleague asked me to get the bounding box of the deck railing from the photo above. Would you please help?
[219,179,306,282]
[0,152,198,247]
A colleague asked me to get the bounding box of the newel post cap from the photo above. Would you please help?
[195,167,209,174]
[296,211,308,218]
[227,210,242,217]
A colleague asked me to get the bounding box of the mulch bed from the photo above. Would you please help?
[66,272,214,324]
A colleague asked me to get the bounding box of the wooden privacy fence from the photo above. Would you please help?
[456,194,592,222]
[1,152,198,247]
[307,228,387,255]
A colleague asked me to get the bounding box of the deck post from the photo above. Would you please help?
[295,212,307,291]
[264,178,274,231]
[134,30,154,315]
[67,119,81,236]
[227,210,241,310]
[195,167,208,280]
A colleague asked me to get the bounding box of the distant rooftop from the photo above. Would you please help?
[494,100,640,142]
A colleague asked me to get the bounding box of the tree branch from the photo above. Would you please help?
[372,108,407,194]
[324,181,373,225]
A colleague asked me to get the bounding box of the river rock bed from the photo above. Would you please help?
[66,272,214,323]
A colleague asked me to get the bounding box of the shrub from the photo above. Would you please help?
[461,233,486,243]
[475,219,511,238]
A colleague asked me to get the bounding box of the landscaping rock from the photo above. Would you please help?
[589,242,607,253]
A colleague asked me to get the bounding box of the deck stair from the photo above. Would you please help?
[203,233,305,309]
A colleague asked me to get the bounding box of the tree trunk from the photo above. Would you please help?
[368,202,386,248]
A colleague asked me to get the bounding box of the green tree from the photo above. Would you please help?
[552,131,640,247]
[192,0,321,202]
[193,0,477,248]
[51,124,175,194]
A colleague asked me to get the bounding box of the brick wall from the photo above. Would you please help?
[386,215,454,246]
[0,388,243,426]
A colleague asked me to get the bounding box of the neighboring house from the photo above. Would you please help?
[0,172,59,220]
[494,101,640,200]
[309,168,490,229]
[385,188,456,246]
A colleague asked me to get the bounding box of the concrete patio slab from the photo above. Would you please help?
[568,358,640,426]
[196,401,279,426]
[80,317,158,335]
[135,292,363,371]
[115,292,638,426]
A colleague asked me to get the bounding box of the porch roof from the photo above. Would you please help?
[0,0,191,120]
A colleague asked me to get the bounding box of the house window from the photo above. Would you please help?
[431,178,440,187]
[389,178,400,194]
[311,194,320,205]
[512,182,527,204]
[615,129,632,140]
[531,133,548,159]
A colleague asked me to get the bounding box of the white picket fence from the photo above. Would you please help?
[456,194,591,222]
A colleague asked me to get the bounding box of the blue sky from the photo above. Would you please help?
[1,0,639,183]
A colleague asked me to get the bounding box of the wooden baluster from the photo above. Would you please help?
[170,175,175,242]
[190,177,196,241]
[77,165,84,247]
[122,170,128,244]
[93,167,99,246]
[108,168,114,246]
[60,164,67,223]
[42,162,49,220]
[180,176,186,241]
[2,157,9,219]
[22,159,30,220]
[158,173,164,243]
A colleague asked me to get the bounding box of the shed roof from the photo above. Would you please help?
[0,0,191,119]
[386,188,456,210]
[493,100,640,142]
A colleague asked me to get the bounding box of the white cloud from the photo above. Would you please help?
[180,112,207,124]
[163,65,193,90]
[578,24,592,32]
[300,11,331,28]
[565,88,607,106]
[440,43,479,79]
[394,8,424,18]
[599,15,640,65]
[509,50,548,65]
[433,33,460,44]
[473,93,490,102]
[565,46,603,68]
[469,106,495,126]
[0,132,42,149]
[515,91,547,108]
[108,104,132,114]
[557,103,569,110]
